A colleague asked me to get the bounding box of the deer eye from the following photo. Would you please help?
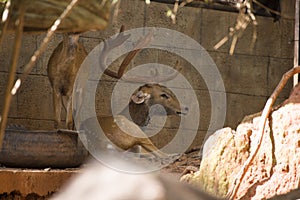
[160,93,169,99]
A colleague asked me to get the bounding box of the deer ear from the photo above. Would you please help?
[131,91,150,104]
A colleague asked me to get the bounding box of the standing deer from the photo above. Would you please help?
[47,34,87,130]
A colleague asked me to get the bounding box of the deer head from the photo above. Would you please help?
[121,83,189,127]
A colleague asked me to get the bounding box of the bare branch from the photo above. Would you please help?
[252,0,293,20]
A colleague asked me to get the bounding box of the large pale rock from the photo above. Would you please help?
[181,84,300,199]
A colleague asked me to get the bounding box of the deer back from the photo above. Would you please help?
[47,34,87,95]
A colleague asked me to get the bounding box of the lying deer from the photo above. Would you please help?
[96,83,188,157]
[47,34,87,129]
[76,27,185,157]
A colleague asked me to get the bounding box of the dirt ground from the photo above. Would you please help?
[161,147,201,179]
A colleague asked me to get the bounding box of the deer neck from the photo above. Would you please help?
[120,102,150,127]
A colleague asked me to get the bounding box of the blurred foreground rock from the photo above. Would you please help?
[51,158,219,200]
[181,84,300,199]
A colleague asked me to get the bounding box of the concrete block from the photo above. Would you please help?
[177,6,202,42]
[7,118,54,131]
[0,34,37,74]
[0,73,18,118]
[144,2,177,30]
[200,9,231,52]
[156,49,208,91]
[82,0,146,39]
[225,92,266,128]
[279,19,295,59]
[281,0,296,18]
[16,75,53,121]
[115,0,146,29]
[217,52,269,96]
[145,1,202,42]
[17,35,38,74]
[268,57,293,98]
[243,16,281,57]
[143,2,202,43]
[0,34,13,73]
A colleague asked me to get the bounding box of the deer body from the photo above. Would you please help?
[97,84,188,157]
[47,34,87,129]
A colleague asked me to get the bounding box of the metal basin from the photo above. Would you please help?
[0,128,89,169]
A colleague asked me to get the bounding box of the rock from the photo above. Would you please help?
[181,84,300,199]
[181,127,251,197]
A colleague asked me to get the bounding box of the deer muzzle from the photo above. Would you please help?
[176,105,189,115]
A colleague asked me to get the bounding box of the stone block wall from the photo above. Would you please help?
[0,0,295,150]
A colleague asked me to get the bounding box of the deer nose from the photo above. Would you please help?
[184,106,189,112]
[181,106,189,114]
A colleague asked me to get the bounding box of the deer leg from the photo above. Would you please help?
[128,145,141,154]
[53,90,62,129]
[66,96,74,130]
[140,138,168,158]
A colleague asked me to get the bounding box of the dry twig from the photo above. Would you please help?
[158,0,285,55]
[214,1,258,55]
[164,0,193,24]
[252,0,293,20]
[0,0,11,46]
[227,66,300,200]
[0,1,26,149]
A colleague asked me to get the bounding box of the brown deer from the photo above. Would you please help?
[96,83,188,157]
[47,34,87,130]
